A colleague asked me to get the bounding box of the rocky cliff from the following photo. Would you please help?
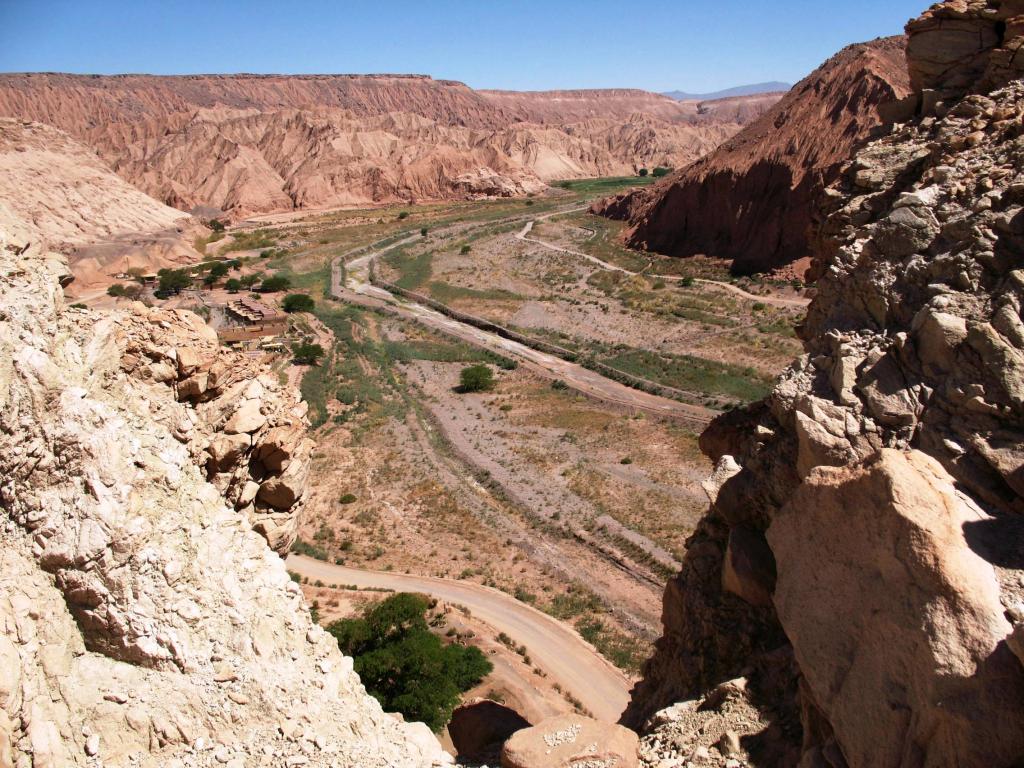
[0,74,779,216]
[593,37,911,276]
[0,205,449,767]
[629,3,1024,766]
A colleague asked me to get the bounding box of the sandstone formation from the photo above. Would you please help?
[0,207,450,766]
[0,118,204,292]
[593,37,911,275]
[500,714,638,768]
[625,3,1024,765]
[0,74,780,216]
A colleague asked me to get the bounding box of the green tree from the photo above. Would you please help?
[638,168,649,177]
[458,364,494,393]
[207,218,226,233]
[241,273,262,288]
[327,594,492,731]
[282,293,315,313]
[291,343,325,365]
[260,275,292,293]
[157,269,192,295]
[209,261,230,279]
[107,283,127,297]
[652,166,672,178]
[225,278,242,293]
[420,227,429,237]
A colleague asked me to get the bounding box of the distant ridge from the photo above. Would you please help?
[663,81,791,101]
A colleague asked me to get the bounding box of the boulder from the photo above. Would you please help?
[501,715,638,768]
[448,700,530,761]
[224,399,266,435]
[768,449,1024,767]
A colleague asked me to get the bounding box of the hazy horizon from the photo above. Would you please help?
[1,0,924,93]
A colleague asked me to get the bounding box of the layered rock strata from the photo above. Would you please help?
[594,37,911,275]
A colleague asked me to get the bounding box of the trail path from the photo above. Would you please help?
[516,211,811,309]
[286,555,632,723]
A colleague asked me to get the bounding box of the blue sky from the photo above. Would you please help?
[0,1,924,92]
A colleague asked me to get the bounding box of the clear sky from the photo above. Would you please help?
[0,0,925,92]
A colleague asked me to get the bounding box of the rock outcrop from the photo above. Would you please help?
[593,36,911,276]
[627,3,1024,766]
[500,715,638,768]
[0,74,780,216]
[0,207,450,766]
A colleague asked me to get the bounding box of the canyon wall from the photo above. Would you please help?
[0,74,779,216]
[0,205,449,767]
[594,37,911,276]
[631,2,1024,766]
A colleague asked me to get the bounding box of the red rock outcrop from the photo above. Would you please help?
[0,74,780,217]
[625,3,1024,766]
[594,37,911,275]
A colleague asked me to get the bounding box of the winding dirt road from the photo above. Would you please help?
[516,212,811,309]
[286,554,632,723]
[331,223,715,426]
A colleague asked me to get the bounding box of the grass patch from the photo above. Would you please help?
[427,281,525,304]
[598,348,773,403]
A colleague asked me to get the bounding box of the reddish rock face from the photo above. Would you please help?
[593,36,911,276]
[0,74,780,217]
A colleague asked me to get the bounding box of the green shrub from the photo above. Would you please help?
[551,379,569,391]
[620,457,633,465]
[339,493,358,504]
[291,343,325,365]
[460,245,472,255]
[398,211,410,220]
[638,168,649,177]
[107,283,127,297]
[259,275,291,293]
[225,278,242,293]
[458,364,494,393]
[327,594,492,731]
[652,166,672,178]
[282,293,315,313]
[420,227,429,237]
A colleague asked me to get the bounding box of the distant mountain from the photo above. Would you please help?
[663,81,791,101]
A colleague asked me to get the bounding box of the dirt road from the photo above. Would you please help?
[516,214,811,309]
[332,229,715,426]
[286,554,632,723]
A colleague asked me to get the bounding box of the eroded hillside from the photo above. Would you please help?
[0,74,779,216]
[594,36,911,276]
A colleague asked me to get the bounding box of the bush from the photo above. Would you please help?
[157,268,193,295]
[652,166,672,178]
[292,343,325,365]
[638,168,649,177]
[551,379,569,391]
[620,457,633,465]
[209,261,230,278]
[460,245,472,255]
[420,227,429,237]
[458,364,494,393]
[208,218,226,233]
[327,593,492,731]
[225,278,242,293]
[107,283,127,297]
[339,493,358,504]
[260,275,292,293]
[398,211,410,220]
[282,293,315,313]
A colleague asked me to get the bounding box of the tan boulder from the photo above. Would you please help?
[500,715,638,768]
[768,449,1024,767]
[224,400,266,435]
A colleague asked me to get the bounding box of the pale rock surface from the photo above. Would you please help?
[0,209,450,767]
[769,450,1024,767]
[500,715,638,768]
